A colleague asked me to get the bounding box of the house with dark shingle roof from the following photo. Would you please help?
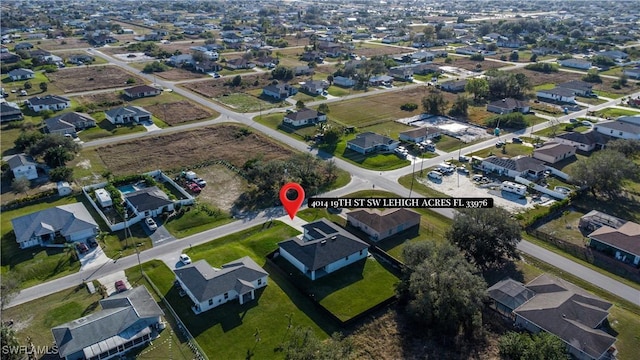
[480,155,546,179]
[7,68,34,81]
[26,95,71,112]
[283,108,326,127]
[278,219,369,280]
[0,102,23,122]
[45,112,96,136]
[347,208,420,241]
[6,153,38,180]
[105,106,151,124]
[124,85,161,99]
[124,186,174,218]
[399,126,441,143]
[581,211,640,267]
[594,119,640,140]
[553,130,611,152]
[52,286,164,360]
[346,132,399,154]
[174,256,268,314]
[487,278,535,320]
[518,275,616,360]
[486,98,530,114]
[557,80,594,97]
[262,82,297,100]
[11,203,99,249]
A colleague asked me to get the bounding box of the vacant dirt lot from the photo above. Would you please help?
[182,73,273,98]
[95,124,294,176]
[75,92,124,111]
[196,164,249,211]
[508,68,632,95]
[146,101,217,125]
[155,68,206,81]
[37,37,90,51]
[453,58,507,71]
[46,66,145,93]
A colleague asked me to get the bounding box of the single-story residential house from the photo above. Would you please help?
[11,203,99,249]
[105,106,152,125]
[294,65,313,76]
[584,214,640,267]
[167,54,194,67]
[532,142,576,164]
[300,51,324,63]
[333,76,355,87]
[594,120,640,140]
[369,75,394,87]
[488,274,616,360]
[254,56,278,68]
[398,126,441,143]
[262,83,297,101]
[318,42,343,57]
[536,87,576,104]
[558,58,592,70]
[480,155,546,179]
[225,58,255,70]
[410,50,436,62]
[124,186,174,218]
[195,60,222,73]
[67,54,94,65]
[7,153,38,180]
[52,286,164,360]
[598,50,628,62]
[388,67,414,81]
[300,80,328,95]
[486,98,530,114]
[0,52,21,64]
[174,256,268,314]
[346,132,400,154]
[0,101,24,122]
[278,218,369,280]
[14,42,33,50]
[347,208,420,241]
[439,79,467,93]
[45,112,96,136]
[8,68,35,81]
[622,67,640,80]
[410,63,441,75]
[283,108,327,127]
[553,130,610,152]
[557,80,594,97]
[26,95,71,112]
[124,85,162,99]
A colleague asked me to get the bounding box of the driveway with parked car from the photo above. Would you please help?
[146,218,176,246]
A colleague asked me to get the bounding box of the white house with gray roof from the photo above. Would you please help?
[52,286,164,360]
[26,95,71,112]
[105,106,151,125]
[10,203,99,249]
[346,132,399,155]
[594,118,640,140]
[6,153,38,180]
[174,256,268,314]
[7,68,35,81]
[278,219,369,280]
[480,155,547,179]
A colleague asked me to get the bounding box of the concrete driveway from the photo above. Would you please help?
[79,244,112,271]
[146,218,176,246]
[97,271,131,296]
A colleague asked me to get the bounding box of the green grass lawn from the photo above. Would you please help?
[433,134,467,153]
[593,90,625,99]
[272,255,398,322]
[215,93,284,113]
[0,284,103,348]
[326,85,352,97]
[292,92,325,103]
[78,116,146,142]
[142,222,342,359]
[163,205,234,238]
[468,143,533,158]
[595,107,640,118]
[320,135,411,171]
[1,195,82,288]
[297,208,346,226]
[397,172,451,199]
[533,83,555,91]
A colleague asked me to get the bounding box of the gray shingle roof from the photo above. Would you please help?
[8,68,34,77]
[6,153,36,169]
[27,95,70,106]
[105,105,150,119]
[554,130,611,146]
[124,186,173,213]
[285,108,322,121]
[278,219,369,271]
[597,120,640,135]
[174,256,268,302]
[348,132,395,150]
[533,142,576,158]
[10,203,98,243]
[347,208,420,234]
[487,98,529,110]
[538,87,575,97]
[52,286,163,358]
[483,155,546,173]
[46,112,94,131]
[514,274,615,360]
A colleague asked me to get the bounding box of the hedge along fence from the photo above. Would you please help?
[1,188,60,211]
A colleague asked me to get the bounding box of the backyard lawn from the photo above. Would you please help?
[321,134,411,171]
[142,223,341,359]
[595,107,640,118]
[163,205,234,238]
[468,143,533,158]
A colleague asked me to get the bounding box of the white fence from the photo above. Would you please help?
[514,176,567,200]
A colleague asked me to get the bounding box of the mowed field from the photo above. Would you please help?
[451,57,508,71]
[146,100,217,125]
[325,86,435,127]
[508,68,634,95]
[352,43,413,57]
[155,68,207,81]
[46,66,145,93]
[182,73,273,98]
[93,124,295,176]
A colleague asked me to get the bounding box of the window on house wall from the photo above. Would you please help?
[257,278,262,285]
[209,299,213,305]
[224,292,229,299]
[345,256,349,261]
[359,250,363,256]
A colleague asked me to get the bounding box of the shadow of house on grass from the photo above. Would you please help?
[163,285,263,337]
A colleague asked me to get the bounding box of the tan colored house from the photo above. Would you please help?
[532,142,576,164]
[347,208,421,241]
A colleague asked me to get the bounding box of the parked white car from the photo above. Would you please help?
[179,254,191,265]
[145,217,158,231]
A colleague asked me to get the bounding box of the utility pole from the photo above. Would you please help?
[409,155,416,197]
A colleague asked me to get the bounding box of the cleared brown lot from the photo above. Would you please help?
[37,37,90,51]
[75,92,124,111]
[95,124,294,176]
[453,58,507,71]
[46,66,145,93]
[146,101,217,125]
[507,68,631,95]
[353,44,412,58]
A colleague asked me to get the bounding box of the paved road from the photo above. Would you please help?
[7,46,640,308]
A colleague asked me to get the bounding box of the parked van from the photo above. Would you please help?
[428,171,443,180]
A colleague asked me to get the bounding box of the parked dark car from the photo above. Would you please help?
[115,280,127,293]
[88,238,98,248]
[76,242,89,254]
[512,137,522,143]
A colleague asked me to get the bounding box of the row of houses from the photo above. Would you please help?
[536,80,595,104]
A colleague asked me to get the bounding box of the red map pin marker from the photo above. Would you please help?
[279,182,305,220]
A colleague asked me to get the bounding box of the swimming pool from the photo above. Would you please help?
[118,184,138,194]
